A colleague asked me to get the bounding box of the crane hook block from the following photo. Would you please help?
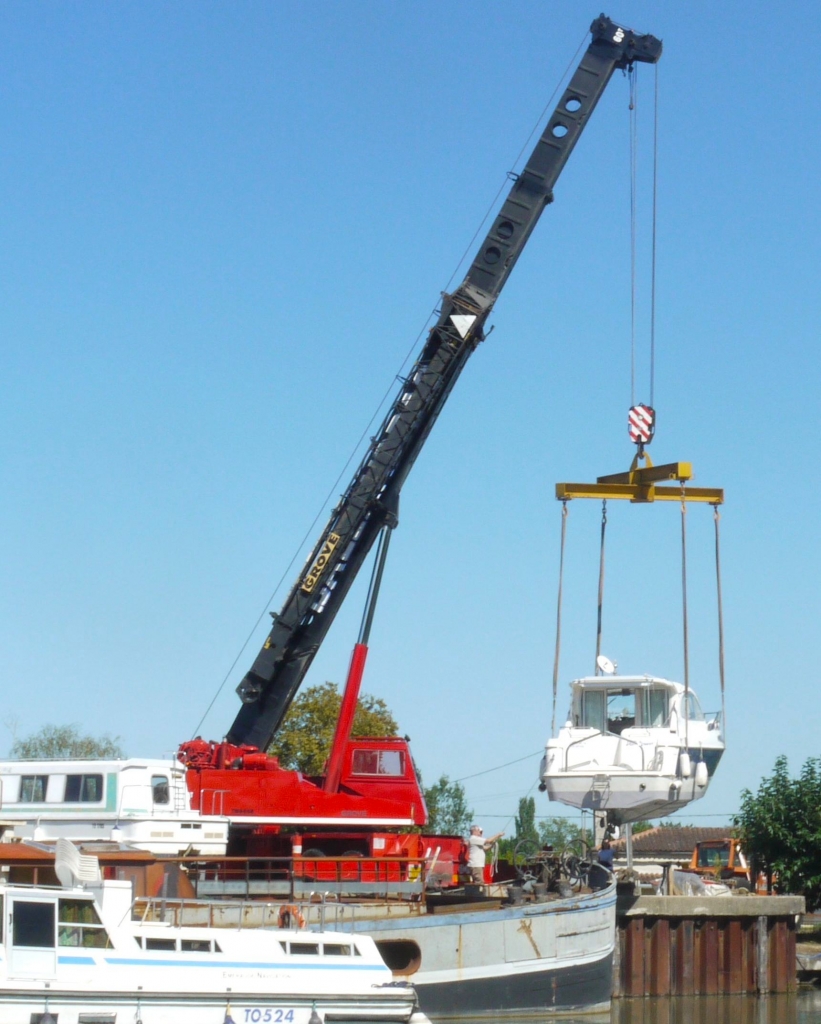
[628,404,655,446]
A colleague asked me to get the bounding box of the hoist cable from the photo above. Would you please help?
[594,500,608,672]
[714,505,727,740]
[680,484,690,753]
[551,501,569,735]
[650,64,659,408]
[628,66,638,407]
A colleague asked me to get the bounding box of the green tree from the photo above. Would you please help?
[269,682,398,775]
[514,796,539,845]
[10,724,124,759]
[538,815,584,851]
[424,775,473,835]
[734,755,821,910]
[632,820,654,835]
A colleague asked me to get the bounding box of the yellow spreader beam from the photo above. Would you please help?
[555,456,724,505]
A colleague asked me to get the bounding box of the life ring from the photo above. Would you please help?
[278,904,305,930]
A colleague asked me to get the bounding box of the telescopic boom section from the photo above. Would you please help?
[226,16,662,750]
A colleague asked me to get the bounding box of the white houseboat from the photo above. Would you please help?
[0,758,227,855]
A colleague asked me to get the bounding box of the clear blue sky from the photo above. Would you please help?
[2,1,819,835]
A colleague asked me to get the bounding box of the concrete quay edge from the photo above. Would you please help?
[617,894,805,917]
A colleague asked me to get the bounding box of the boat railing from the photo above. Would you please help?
[134,885,420,931]
[564,732,648,771]
[135,853,428,903]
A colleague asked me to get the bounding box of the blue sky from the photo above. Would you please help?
[2,1,819,836]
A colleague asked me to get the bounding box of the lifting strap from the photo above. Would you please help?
[714,504,727,738]
[594,500,608,672]
[680,482,690,752]
[551,501,569,735]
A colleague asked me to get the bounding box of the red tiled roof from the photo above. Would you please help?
[611,826,730,857]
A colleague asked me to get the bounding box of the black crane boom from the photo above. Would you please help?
[227,15,662,750]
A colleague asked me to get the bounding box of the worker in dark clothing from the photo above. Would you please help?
[598,839,614,870]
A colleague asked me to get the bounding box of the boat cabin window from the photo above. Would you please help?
[351,749,405,776]
[20,775,48,802]
[181,938,211,952]
[146,937,177,951]
[641,688,670,728]
[152,775,170,804]
[58,899,111,948]
[323,943,353,956]
[607,691,635,735]
[289,942,320,955]
[65,774,104,803]
[682,693,706,721]
[13,901,55,948]
[580,690,605,731]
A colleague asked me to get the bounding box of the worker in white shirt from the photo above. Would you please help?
[466,825,504,884]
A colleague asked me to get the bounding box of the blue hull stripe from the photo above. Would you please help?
[104,958,382,971]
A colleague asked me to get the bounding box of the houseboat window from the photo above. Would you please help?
[58,899,111,949]
[682,693,705,721]
[351,749,405,776]
[606,691,635,735]
[323,943,352,956]
[65,774,103,803]
[152,775,170,804]
[641,688,669,728]
[20,775,48,802]
[13,901,55,947]
[181,938,211,952]
[580,690,605,731]
[145,937,176,951]
[289,942,320,955]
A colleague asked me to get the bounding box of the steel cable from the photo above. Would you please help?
[551,501,569,735]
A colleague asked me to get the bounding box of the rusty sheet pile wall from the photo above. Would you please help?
[615,896,802,997]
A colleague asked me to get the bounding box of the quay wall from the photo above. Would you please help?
[615,894,804,997]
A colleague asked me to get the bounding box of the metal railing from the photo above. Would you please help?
[150,854,428,902]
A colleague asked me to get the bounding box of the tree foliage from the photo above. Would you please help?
[424,775,473,835]
[734,754,821,910]
[268,682,398,775]
[514,797,539,846]
[10,724,124,760]
[538,815,584,850]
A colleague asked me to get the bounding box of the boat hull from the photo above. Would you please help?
[0,989,415,1024]
[328,884,616,1019]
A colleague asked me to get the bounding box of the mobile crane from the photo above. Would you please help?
[177,15,662,866]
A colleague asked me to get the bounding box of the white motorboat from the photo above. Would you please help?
[0,841,418,1024]
[541,675,724,824]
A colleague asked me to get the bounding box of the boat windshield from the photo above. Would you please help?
[579,685,670,733]
[641,687,670,727]
[682,693,706,721]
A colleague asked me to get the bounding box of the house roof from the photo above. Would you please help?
[611,826,731,858]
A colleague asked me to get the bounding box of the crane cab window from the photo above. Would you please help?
[351,750,405,776]
[152,776,170,804]
[65,775,103,803]
[20,776,48,803]
[697,845,730,869]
